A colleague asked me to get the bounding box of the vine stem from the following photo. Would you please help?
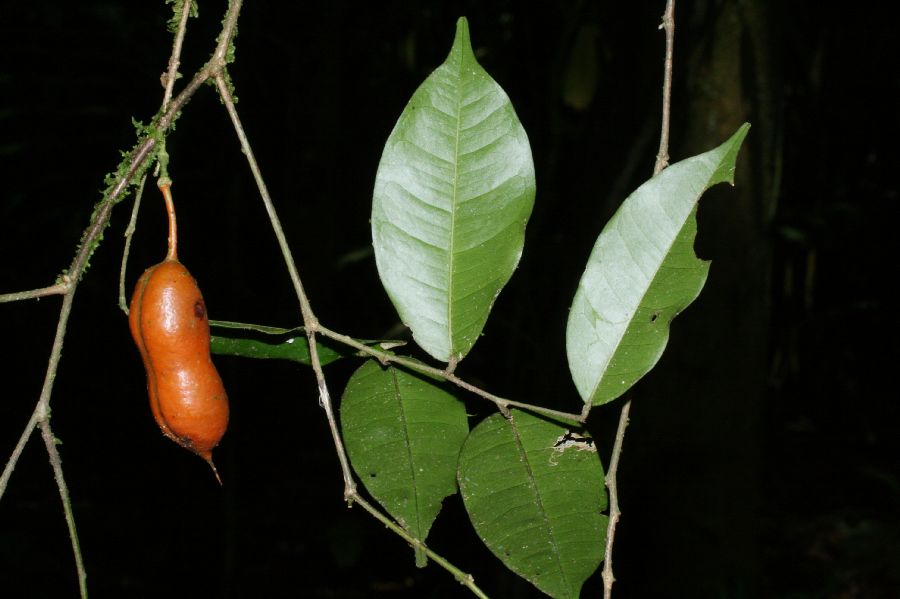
[0,282,71,303]
[0,3,243,597]
[353,494,490,598]
[161,0,192,111]
[118,0,193,312]
[118,174,149,312]
[213,70,490,596]
[654,0,676,175]
[604,2,675,598]
[211,73,359,496]
[40,412,87,597]
[317,325,585,425]
[121,0,193,304]
[601,400,631,599]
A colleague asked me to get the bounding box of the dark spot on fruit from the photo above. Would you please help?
[194,300,206,319]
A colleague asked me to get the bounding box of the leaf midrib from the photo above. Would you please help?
[584,183,697,403]
[444,52,465,362]
[508,411,570,594]
[391,367,422,538]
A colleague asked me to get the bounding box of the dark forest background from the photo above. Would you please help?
[1,1,898,597]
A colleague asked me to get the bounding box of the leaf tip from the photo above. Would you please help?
[731,122,751,150]
[450,16,474,63]
[715,122,752,186]
[455,16,470,37]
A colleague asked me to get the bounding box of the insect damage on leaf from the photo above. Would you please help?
[552,431,596,453]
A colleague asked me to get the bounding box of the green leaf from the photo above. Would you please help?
[340,360,469,565]
[209,320,365,366]
[209,334,344,366]
[209,320,303,335]
[566,123,750,406]
[458,409,607,599]
[372,16,536,363]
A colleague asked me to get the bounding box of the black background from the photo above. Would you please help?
[1,1,898,598]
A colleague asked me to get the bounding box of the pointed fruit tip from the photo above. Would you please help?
[200,451,223,485]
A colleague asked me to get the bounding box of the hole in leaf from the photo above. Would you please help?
[650,310,660,322]
[552,431,596,452]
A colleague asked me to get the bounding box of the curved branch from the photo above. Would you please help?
[1,4,245,598]
[351,493,490,598]
[317,325,584,425]
[604,2,676,598]
[212,71,357,497]
[213,63,489,595]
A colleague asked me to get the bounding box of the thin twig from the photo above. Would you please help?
[0,287,80,580]
[604,2,676,598]
[317,325,585,425]
[118,174,148,313]
[0,281,71,303]
[601,400,631,599]
[1,4,245,597]
[213,69,489,594]
[161,0,193,111]
[64,56,228,294]
[654,0,676,175]
[40,417,87,598]
[212,72,357,498]
[352,493,490,599]
[0,399,40,499]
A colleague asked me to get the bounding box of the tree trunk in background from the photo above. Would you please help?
[617,1,780,596]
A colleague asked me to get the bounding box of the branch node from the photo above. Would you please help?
[444,355,459,375]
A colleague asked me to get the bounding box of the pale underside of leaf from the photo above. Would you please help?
[372,17,535,363]
[567,124,750,406]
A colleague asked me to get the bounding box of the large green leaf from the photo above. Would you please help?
[340,360,469,566]
[567,124,750,406]
[372,16,536,363]
[458,409,607,599]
